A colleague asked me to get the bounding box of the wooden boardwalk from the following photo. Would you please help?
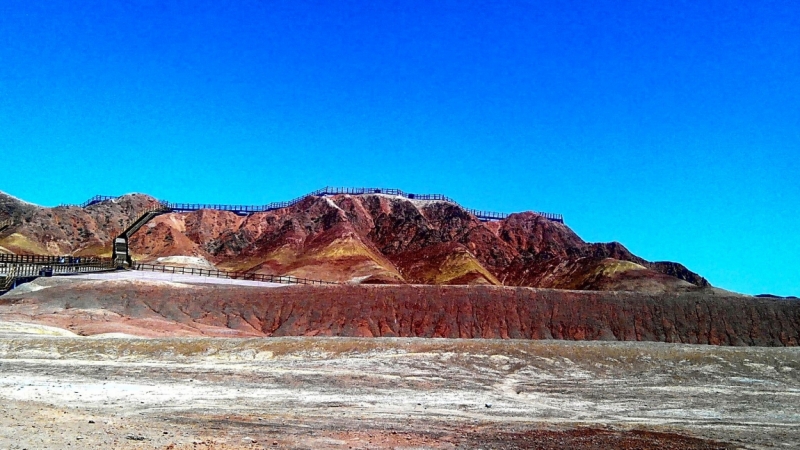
[65,187,565,223]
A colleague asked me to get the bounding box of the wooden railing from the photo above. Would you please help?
[57,195,117,208]
[1,259,335,293]
[0,254,111,265]
[65,187,565,223]
[0,260,117,293]
[133,263,336,285]
[0,265,17,291]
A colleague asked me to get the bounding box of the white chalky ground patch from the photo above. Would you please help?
[66,271,287,287]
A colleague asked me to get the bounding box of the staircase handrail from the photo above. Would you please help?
[121,204,173,239]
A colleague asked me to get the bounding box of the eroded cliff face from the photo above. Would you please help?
[0,191,708,291]
[128,194,707,291]
[0,192,160,256]
[2,281,795,346]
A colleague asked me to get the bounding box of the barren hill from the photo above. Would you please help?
[0,190,707,293]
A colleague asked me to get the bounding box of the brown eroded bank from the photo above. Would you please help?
[1,280,797,345]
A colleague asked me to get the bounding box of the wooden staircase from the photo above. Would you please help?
[0,263,37,293]
[112,204,172,268]
[0,264,17,292]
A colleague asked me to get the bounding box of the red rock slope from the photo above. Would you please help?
[0,190,708,292]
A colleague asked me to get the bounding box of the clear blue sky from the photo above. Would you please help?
[1,1,798,295]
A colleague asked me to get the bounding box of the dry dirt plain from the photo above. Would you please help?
[0,332,798,449]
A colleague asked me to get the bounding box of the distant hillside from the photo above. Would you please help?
[0,190,709,293]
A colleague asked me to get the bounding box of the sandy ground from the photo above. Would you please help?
[0,334,798,449]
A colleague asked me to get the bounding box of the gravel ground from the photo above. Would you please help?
[0,336,798,449]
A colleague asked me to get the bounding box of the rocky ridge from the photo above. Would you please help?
[0,190,707,292]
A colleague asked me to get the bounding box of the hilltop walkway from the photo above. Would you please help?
[69,186,565,223]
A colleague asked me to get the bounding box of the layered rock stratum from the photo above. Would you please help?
[2,277,797,346]
[0,190,708,292]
